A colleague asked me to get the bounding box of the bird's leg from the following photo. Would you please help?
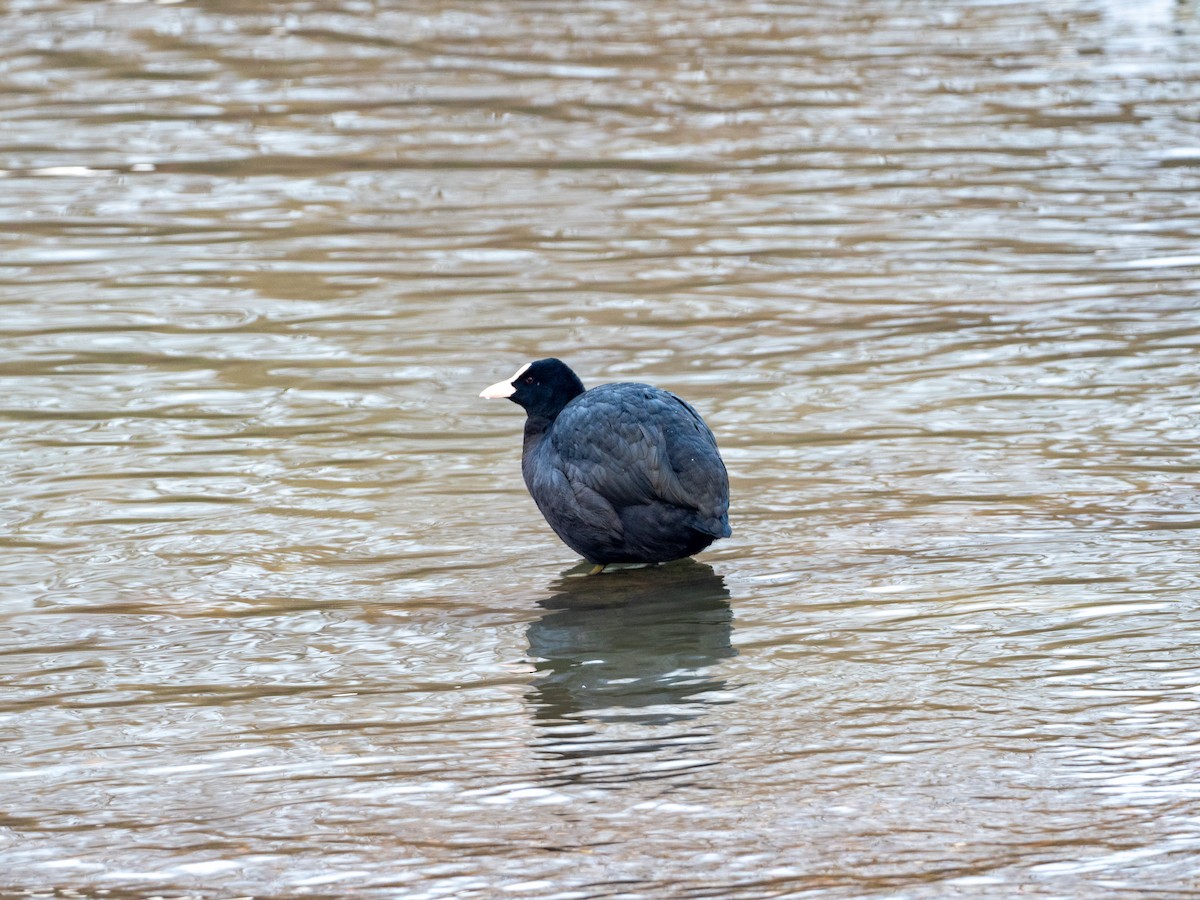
[587,563,607,575]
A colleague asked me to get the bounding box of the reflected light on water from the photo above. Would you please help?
[2,0,1200,896]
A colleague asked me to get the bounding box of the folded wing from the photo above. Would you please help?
[550,383,730,537]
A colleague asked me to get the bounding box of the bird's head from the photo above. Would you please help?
[480,358,585,422]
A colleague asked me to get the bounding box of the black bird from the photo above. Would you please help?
[480,358,731,572]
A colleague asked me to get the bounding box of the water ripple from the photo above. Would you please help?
[3,0,1200,896]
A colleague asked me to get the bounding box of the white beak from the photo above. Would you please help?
[479,379,516,399]
[479,362,531,399]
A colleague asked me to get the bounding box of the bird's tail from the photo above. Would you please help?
[691,512,732,539]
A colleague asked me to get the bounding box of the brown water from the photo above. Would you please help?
[3,0,1200,896]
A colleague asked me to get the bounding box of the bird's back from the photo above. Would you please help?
[534,383,731,555]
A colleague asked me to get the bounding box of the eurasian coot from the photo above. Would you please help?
[480,358,731,570]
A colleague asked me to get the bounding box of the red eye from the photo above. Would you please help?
[523,375,535,385]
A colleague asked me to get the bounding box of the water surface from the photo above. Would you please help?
[3,0,1200,896]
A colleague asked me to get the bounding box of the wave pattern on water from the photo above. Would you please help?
[2,0,1199,896]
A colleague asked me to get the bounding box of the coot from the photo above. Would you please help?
[480,359,731,570]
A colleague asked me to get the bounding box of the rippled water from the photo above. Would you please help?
[3,0,1200,896]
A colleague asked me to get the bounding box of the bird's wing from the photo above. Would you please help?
[550,384,729,527]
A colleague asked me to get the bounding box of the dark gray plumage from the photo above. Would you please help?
[480,358,731,566]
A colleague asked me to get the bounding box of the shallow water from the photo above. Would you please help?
[3,0,1200,896]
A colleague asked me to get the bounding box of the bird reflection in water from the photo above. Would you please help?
[524,561,735,787]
